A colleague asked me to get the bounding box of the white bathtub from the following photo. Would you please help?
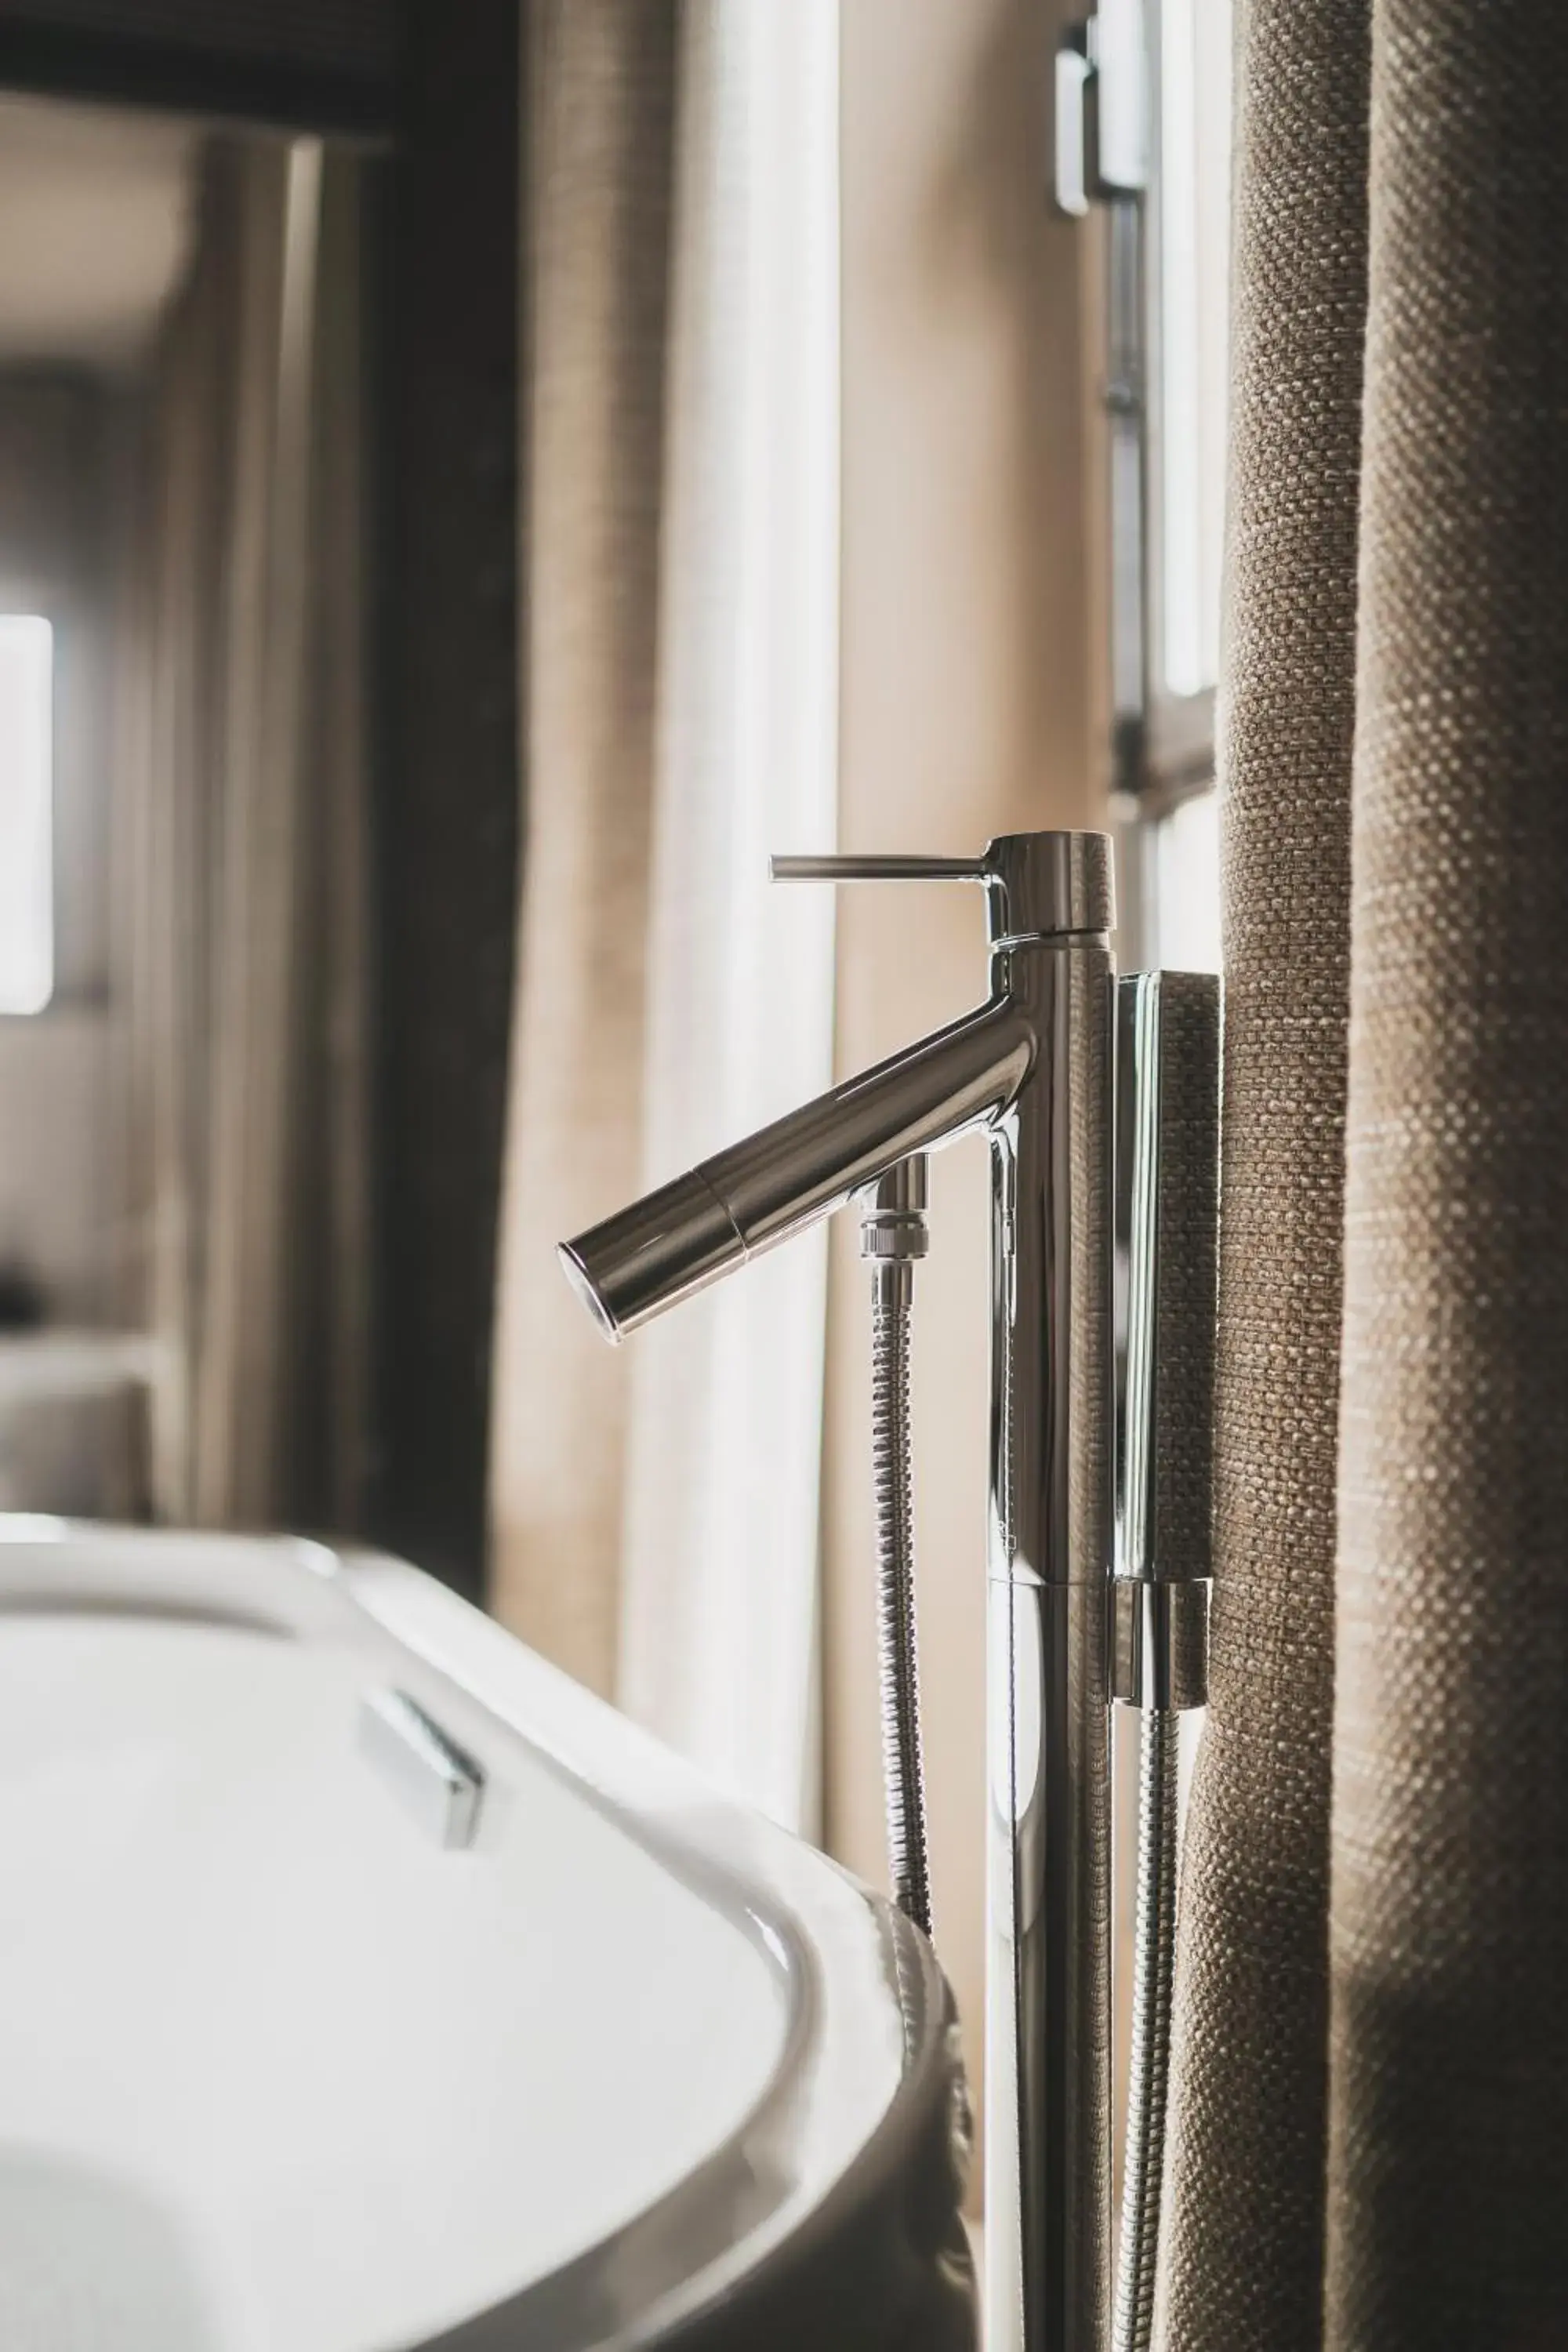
[0,1523,973,2351]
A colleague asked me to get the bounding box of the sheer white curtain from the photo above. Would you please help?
[618,2,840,1834]
[492,0,839,1834]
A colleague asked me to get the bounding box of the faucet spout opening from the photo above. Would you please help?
[558,993,1032,1342]
[556,1169,746,1344]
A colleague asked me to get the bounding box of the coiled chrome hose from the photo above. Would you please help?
[1112,1708,1179,2352]
[870,1261,932,1937]
[863,1157,933,1942]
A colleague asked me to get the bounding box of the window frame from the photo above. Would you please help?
[0,611,56,1018]
[1088,0,1227,816]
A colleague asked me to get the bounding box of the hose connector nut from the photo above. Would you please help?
[859,1154,930,1262]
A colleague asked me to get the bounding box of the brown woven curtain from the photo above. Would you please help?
[1156,0,1367,2338]
[1159,1,1568,2345]
[1328,2,1568,2343]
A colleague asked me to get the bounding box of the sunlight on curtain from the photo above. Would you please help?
[616,0,840,1835]
[1151,789,1221,974]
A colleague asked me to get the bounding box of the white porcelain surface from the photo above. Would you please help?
[0,1526,963,2352]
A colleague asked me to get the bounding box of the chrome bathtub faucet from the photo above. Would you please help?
[559,830,1117,2352]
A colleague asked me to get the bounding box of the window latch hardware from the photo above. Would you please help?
[1053,0,1149,217]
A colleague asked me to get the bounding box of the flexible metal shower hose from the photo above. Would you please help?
[1113,1707,1181,2352]
[869,1265,933,1940]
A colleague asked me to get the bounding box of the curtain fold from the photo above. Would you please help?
[1163,0,1568,2342]
[194,138,320,1523]
[490,0,840,1829]
[124,137,372,1533]
[615,0,839,1835]
[1327,6,1568,2343]
[1156,2,1369,2343]
[489,0,677,1702]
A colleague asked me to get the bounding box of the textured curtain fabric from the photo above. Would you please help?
[1161,2,1568,2346]
[1327,6,1568,2345]
[123,140,371,1531]
[1155,4,1368,2340]
[490,1,840,1829]
[489,0,677,1703]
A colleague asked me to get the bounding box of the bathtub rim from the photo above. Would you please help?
[0,1519,975,2352]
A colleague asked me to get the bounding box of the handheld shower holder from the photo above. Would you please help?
[1108,965,1221,2352]
[1111,966,1221,1721]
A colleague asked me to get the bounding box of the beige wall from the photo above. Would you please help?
[826,0,1109,2182]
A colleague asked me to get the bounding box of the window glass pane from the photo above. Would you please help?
[1152,786,1221,972]
[0,615,53,1014]
[1157,0,1232,699]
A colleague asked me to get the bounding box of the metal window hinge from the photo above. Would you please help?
[1054,0,1149,216]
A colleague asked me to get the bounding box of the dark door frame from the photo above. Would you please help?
[0,1,523,1606]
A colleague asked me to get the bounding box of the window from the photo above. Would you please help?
[1059,0,1231,970]
[1147,787,1221,972]
[1144,0,1229,974]
[1152,0,1232,709]
[0,616,54,1014]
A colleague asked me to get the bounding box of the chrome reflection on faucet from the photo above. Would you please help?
[558,831,1116,2352]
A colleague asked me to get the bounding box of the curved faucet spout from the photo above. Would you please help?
[557,992,1033,1343]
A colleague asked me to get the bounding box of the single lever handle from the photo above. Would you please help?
[772,833,1114,943]
[770,853,989,884]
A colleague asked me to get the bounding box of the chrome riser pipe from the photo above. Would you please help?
[985,936,1115,2352]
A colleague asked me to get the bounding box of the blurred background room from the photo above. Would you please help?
[0,0,1228,2200]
